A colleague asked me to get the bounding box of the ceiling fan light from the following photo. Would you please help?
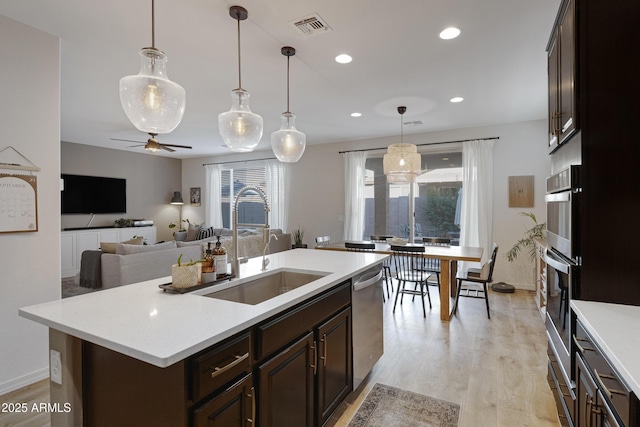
[120,50,185,134]
[218,88,263,152]
[271,112,306,162]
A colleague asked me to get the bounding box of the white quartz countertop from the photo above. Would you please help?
[571,300,640,397]
[20,249,386,368]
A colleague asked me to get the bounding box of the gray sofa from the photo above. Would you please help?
[97,231,291,289]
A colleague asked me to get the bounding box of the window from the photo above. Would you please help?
[364,151,462,244]
[220,166,266,229]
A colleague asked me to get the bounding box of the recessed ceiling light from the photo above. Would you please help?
[335,54,352,64]
[450,97,464,103]
[439,27,461,40]
[350,112,362,117]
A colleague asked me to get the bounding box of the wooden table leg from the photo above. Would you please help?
[440,260,451,321]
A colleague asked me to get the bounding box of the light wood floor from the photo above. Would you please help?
[1,283,560,427]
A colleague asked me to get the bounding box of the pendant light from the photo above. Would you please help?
[271,46,306,163]
[119,0,186,135]
[218,6,263,153]
[383,106,421,183]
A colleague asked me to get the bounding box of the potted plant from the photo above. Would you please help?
[292,226,306,248]
[171,254,203,289]
[505,212,546,262]
[169,219,193,241]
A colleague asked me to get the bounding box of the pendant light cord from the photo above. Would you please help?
[286,54,290,113]
[151,0,155,48]
[400,111,404,143]
[237,15,242,89]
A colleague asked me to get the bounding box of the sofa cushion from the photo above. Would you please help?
[195,226,215,241]
[186,222,201,241]
[116,240,176,255]
[101,236,144,254]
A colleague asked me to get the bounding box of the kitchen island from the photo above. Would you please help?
[20,249,387,427]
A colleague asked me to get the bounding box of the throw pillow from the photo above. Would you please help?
[186,222,201,241]
[116,240,176,255]
[195,226,215,241]
[101,236,144,253]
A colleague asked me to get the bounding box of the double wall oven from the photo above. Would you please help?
[545,165,581,426]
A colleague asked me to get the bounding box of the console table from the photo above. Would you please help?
[61,226,157,278]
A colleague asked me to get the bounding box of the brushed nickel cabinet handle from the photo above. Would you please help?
[320,334,327,367]
[594,369,627,397]
[310,340,317,375]
[211,352,249,379]
[245,386,255,425]
[573,336,595,353]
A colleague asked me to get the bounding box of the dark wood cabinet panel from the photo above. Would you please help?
[316,307,352,427]
[258,332,315,427]
[192,374,254,427]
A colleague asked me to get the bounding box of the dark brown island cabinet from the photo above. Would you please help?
[81,281,352,427]
[547,0,640,425]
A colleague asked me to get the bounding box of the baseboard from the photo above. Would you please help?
[0,367,48,395]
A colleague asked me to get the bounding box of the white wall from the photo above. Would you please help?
[183,119,550,289]
[60,142,182,242]
[0,16,61,394]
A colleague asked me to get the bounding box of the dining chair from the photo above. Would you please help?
[421,237,451,288]
[345,241,385,302]
[370,235,394,299]
[315,235,331,247]
[391,245,432,318]
[453,243,499,319]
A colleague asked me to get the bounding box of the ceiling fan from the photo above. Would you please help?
[111,133,192,153]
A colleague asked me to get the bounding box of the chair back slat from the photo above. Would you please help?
[315,236,331,247]
[370,235,393,242]
[345,242,375,252]
[486,243,499,282]
[422,237,451,246]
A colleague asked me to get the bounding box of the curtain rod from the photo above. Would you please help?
[202,157,276,166]
[337,136,500,154]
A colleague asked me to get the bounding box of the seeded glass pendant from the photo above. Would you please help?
[218,6,263,152]
[271,47,306,162]
[383,106,421,183]
[119,0,185,134]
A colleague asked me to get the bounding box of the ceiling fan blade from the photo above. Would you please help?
[111,138,145,144]
[160,145,176,153]
[161,143,192,149]
[127,144,146,148]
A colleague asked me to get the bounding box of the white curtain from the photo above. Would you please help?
[343,151,367,240]
[460,139,494,269]
[204,164,223,228]
[265,160,291,231]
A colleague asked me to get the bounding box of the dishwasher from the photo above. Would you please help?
[351,264,384,389]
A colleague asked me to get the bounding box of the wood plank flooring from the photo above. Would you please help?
[1,282,560,427]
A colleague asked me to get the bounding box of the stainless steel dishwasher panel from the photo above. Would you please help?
[351,264,384,390]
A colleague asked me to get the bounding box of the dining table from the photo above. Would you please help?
[315,241,484,321]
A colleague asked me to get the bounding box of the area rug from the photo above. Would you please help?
[348,383,460,427]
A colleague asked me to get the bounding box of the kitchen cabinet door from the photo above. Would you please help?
[576,355,600,427]
[192,373,254,427]
[258,332,315,427]
[316,307,352,426]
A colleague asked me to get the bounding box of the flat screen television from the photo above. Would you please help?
[61,174,127,214]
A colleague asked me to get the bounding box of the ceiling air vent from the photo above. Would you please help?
[404,120,423,126]
[291,14,331,36]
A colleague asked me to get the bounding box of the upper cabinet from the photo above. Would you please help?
[548,0,576,153]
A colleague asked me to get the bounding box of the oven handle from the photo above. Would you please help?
[545,249,571,274]
[545,191,571,203]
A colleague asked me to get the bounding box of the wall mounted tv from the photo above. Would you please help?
[61,174,127,214]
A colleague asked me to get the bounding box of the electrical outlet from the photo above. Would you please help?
[50,349,62,385]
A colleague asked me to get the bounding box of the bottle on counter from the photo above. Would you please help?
[201,242,216,282]
[213,236,228,276]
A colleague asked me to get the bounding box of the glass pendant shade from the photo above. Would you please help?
[119,48,186,134]
[271,112,306,162]
[218,88,263,152]
[383,143,421,183]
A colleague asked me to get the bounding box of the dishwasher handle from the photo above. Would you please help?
[353,269,383,291]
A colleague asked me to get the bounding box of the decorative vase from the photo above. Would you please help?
[173,231,187,241]
[171,263,201,288]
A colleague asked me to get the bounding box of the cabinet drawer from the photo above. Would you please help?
[190,332,252,401]
[256,281,350,361]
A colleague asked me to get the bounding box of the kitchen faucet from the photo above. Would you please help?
[262,233,278,270]
[232,186,270,278]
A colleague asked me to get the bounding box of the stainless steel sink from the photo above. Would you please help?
[203,269,329,305]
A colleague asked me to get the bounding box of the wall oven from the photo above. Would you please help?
[546,165,581,261]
